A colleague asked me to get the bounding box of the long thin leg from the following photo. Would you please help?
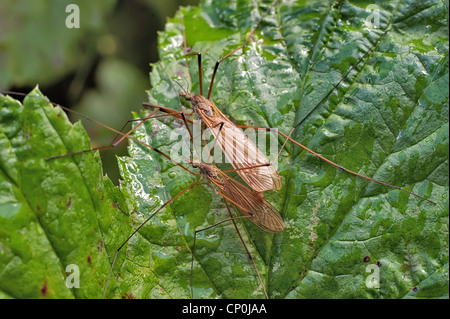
[46,107,158,159]
[102,178,203,299]
[222,199,268,299]
[46,103,198,176]
[181,112,201,163]
[292,29,389,132]
[140,98,435,204]
[234,123,436,205]
[109,112,179,146]
[179,11,202,96]
[184,52,203,96]
[270,30,390,163]
[190,214,254,299]
[142,102,194,120]
[179,110,228,166]
[203,122,225,165]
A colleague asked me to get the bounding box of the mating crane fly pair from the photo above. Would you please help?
[102,0,435,299]
[4,0,437,299]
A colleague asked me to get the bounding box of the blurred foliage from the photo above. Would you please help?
[0,0,199,183]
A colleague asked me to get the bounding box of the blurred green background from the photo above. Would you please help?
[0,0,199,183]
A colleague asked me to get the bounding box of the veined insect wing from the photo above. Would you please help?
[146,0,447,299]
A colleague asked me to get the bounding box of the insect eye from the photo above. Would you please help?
[180,92,190,100]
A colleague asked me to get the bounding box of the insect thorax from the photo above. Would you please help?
[189,94,214,118]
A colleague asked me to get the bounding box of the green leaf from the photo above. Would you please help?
[1,0,448,299]
[118,0,449,298]
[0,88,133,298]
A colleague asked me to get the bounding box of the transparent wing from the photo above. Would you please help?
[208,117,281,193]
[215,169,284,233]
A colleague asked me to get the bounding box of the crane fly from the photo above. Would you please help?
[142,15,436,205]
[182,92,282,192]
[0,90,282,298]
[87,108,284,299]
[144,0,282,193]
[102,160,282,299]
[1,0,444,300]
[188,161,283,298]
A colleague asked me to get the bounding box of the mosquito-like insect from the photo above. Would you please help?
[102,149,285,299]
[99,111,284,299]
[54,100,284,298]
[1,89,282,298]
[2,0,446,300]
[141,2,436,205]
[142,0,283,193]
[133,1,446,297]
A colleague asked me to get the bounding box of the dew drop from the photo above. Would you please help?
[387,166,393,171]
[168,171,176,178]
[225,252,230,258]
